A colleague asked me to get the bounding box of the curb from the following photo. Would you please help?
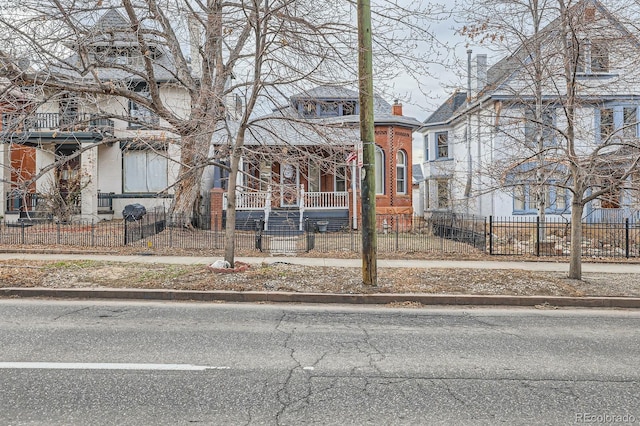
[1,288,639,308]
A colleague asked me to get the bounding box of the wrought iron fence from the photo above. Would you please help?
[0,209,637,259]
[488,216,640,258]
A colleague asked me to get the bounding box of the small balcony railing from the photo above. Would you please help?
[1,113,114,133]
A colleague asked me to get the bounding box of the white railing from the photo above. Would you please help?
[223,191,269,210]
[224,189,349,211]
[303,191,349,209]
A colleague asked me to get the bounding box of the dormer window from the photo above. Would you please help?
[296,100,359,118]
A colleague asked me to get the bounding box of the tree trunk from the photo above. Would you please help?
[568,201,584,280]
[170,132,212,227]
[223,145,242,268]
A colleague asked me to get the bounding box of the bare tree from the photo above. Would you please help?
[460,0,640,279]
[0,0,451,265]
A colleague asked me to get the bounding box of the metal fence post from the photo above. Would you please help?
[489,216,493,255]
[57,221,61,245]
[91,220,95,247]
[626,218,630,259]
[536,216,540,257]
[21,220,25,245]
[395,215,399,251]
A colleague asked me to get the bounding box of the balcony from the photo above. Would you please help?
[1,113,115,134]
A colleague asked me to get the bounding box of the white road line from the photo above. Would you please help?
[0,362,230,371]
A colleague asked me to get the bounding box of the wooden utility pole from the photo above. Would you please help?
[357,0,377,286]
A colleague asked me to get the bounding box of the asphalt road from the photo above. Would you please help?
[0,300,638,425]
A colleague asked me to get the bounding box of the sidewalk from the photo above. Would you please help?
[0,252,638,308]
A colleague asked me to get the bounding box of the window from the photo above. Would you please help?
[123,148,168,193]
[342,101,357,116]
[334,166,346,192]
[436,179,450,209]
[436,132,448,158]
[396,150,407,194]
[555,187,567,210]
[319,102,339,117]
[598,105,640,141]
[590,41,609,73]
[424,135,429,161]
[513,183,568,213]
[298,100,358,118]
[525,108,555,146]
[600,107,614,141]
[623,107,638,138]
[514,185,527,211]
[259,160,272,191]
[308,161,321,192]
[128,85,159,129]
[375,146,385,194]
[574,39,609,74]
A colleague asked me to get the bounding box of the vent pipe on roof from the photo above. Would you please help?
[467,49,472,105]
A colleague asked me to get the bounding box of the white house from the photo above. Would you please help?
[418,0,640,223]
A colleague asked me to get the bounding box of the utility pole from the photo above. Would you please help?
[357,0,377,286]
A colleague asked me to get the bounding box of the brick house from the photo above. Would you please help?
[209,86,421,231]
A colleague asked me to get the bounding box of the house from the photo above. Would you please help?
[418,0,640,223]
[0,9,187,222]
[207,86,422,231]
[0,9,421,228]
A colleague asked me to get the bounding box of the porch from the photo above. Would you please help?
[220,187,351,231]
[4,191,114,221]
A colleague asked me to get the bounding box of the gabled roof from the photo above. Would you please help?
[423,0,640,128]
[423,91,467,125]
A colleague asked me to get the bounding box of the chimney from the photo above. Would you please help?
[472,54,488,96]
[392,99,403,116]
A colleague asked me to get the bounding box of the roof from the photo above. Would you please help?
[51,8,179,83]
[423,91,467,125]
[423,0,638,127]
[213,85,422,147]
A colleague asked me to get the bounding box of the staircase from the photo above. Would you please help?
[266,209,302,233]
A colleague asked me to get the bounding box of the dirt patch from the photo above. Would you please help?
[0,259,638,298]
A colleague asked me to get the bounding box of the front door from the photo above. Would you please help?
[280,163,299,207]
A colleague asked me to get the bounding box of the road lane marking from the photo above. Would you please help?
[0,362,230,371]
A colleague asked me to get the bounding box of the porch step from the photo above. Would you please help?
[267,210,302,232]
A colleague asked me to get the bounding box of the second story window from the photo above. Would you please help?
[424,134,429,161]
[375,146,385,195]
[396,150,407,194]
[436,132,448,159]
[128,85,159,129]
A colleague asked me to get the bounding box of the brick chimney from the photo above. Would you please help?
[392,99,403,116]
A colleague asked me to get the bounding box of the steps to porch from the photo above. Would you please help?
[233,209,349,233]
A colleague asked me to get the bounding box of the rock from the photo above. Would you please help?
[210,260,231,269]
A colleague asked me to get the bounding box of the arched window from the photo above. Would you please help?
[375,146,384,194]
[396,150,407,194]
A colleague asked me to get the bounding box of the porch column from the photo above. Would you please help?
[80,142,98,220]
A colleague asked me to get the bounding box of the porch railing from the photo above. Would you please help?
[224,189,350,211]
[223,191,269,210]
[303,191,349,209]
[1,113,114,133]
